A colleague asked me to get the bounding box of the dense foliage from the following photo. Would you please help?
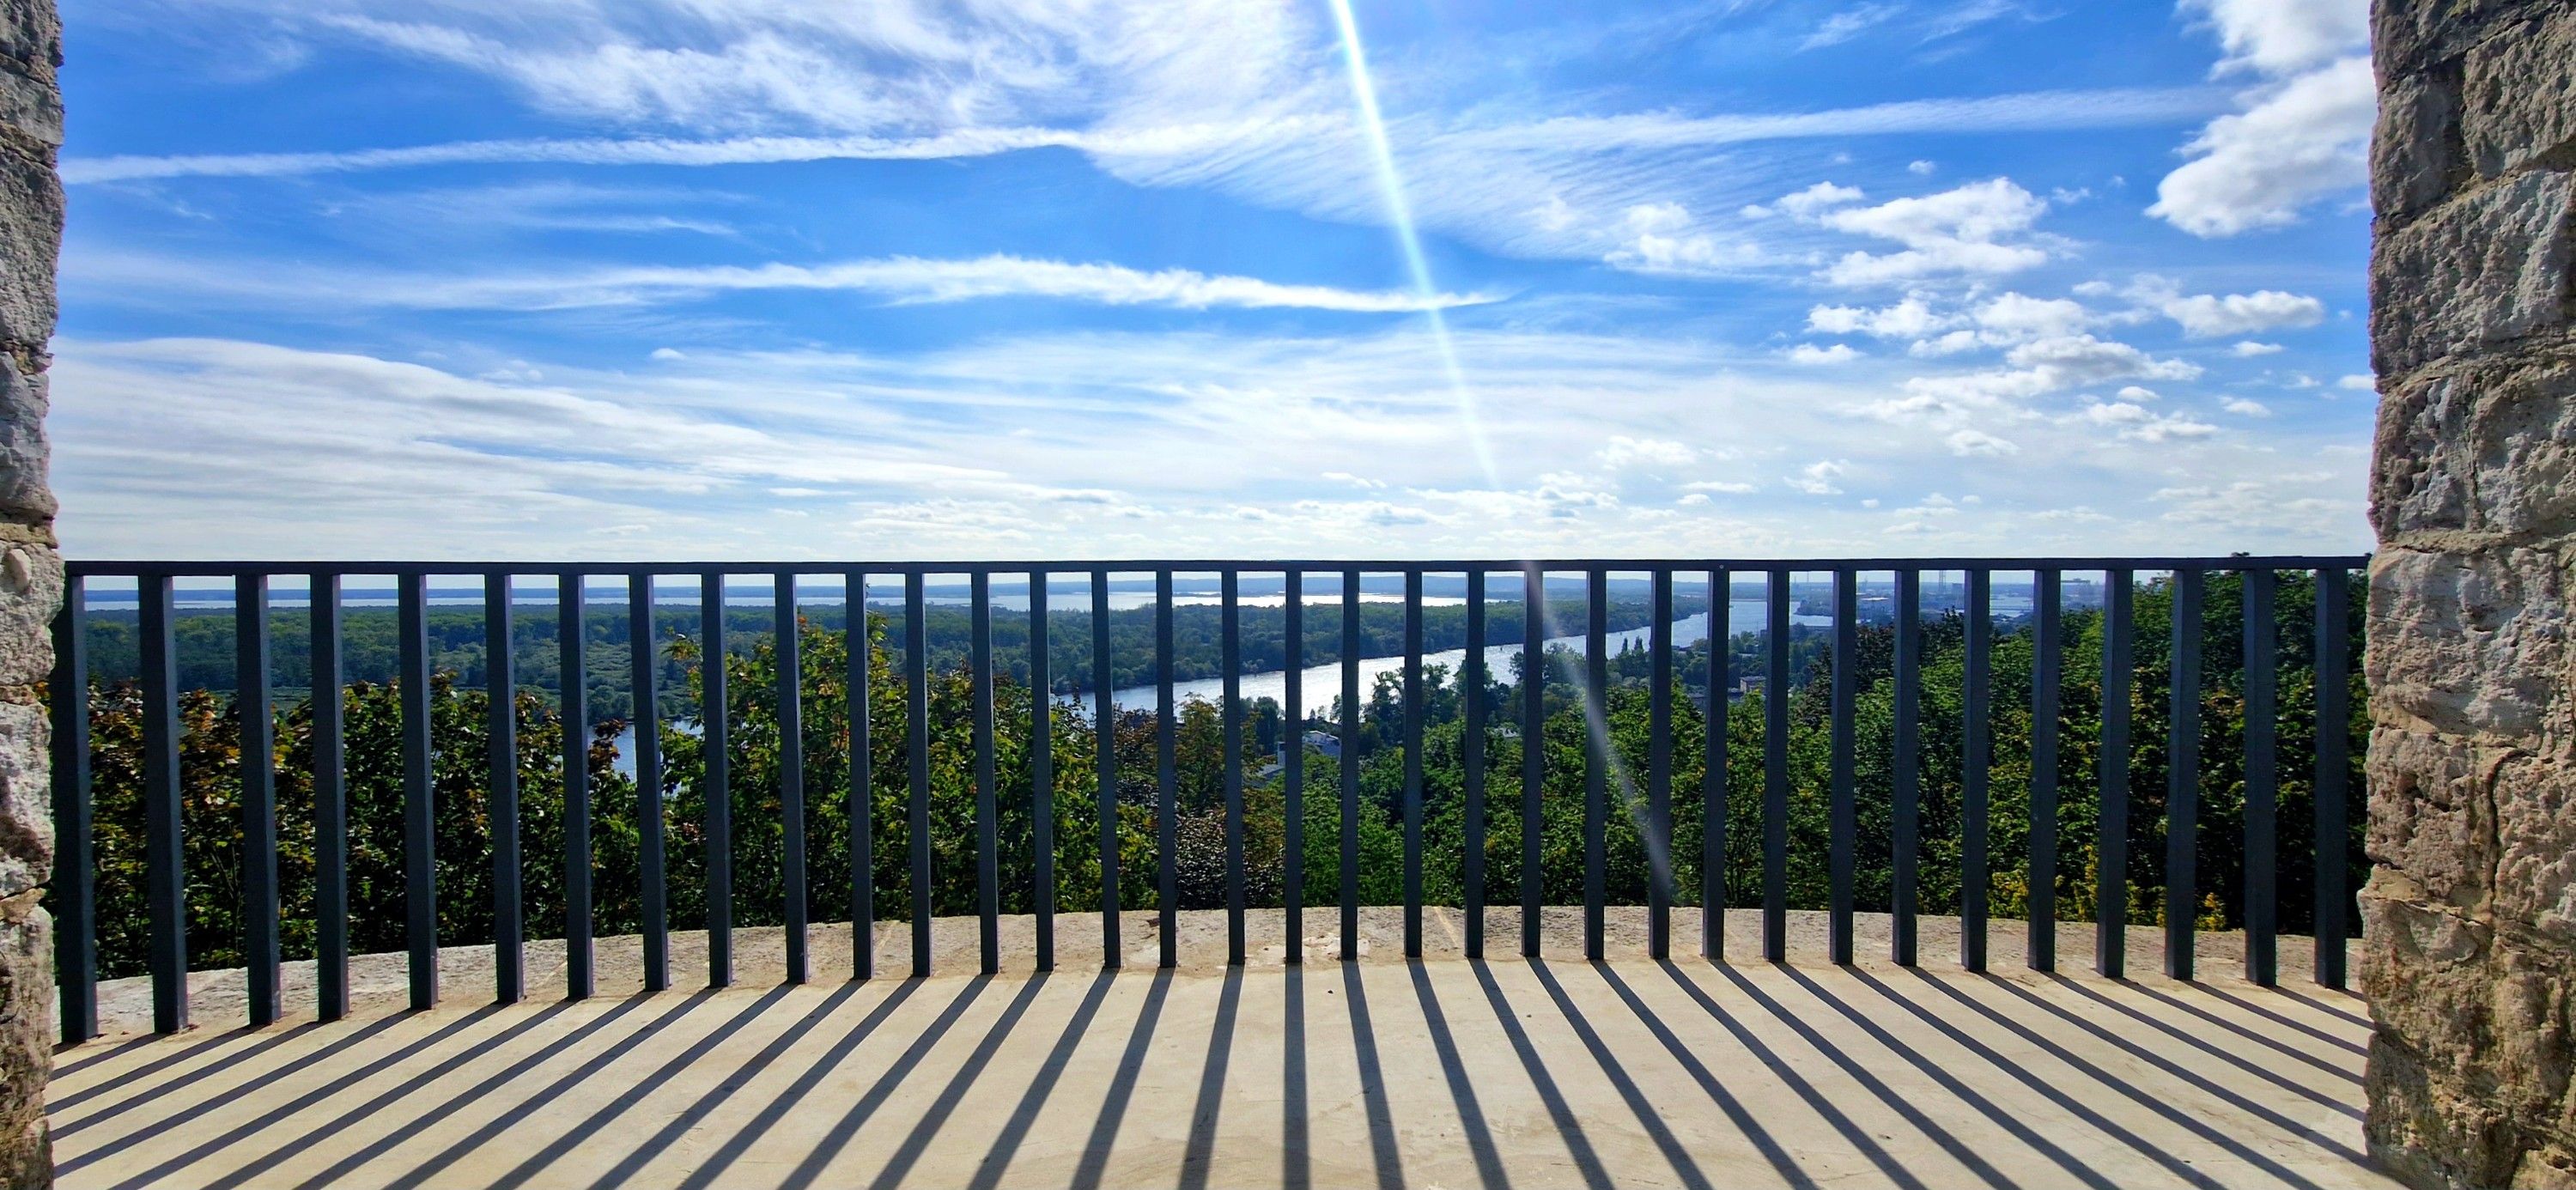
[63,573,2363,981]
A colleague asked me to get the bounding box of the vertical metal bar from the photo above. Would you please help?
[1962,568,1991,974]
[560,574,591,1000]
[1703,568,1728,962]
[50,574,94,1043]
[486,575,521,1004]
[1342,568,1362,957]
[1224,570,1247,966]
[400,573,437,1011]
[848,569,873,981]
[972,573,997,976]
[2098,571,2135,979]
[2313,568,2352,989]
[632,574,667,993]
[2166,568,2204,981]
[140,574,186,1035]
[1892,570,1920,967]
[236,574,278,1026]
[1829,568,1856,967]
[906,573,931,978]
[1648,569,1674,961]
[780,574,809,985]
[1157,569,1178,969]
[1522,568,1544,958]
[1403,569,1425,960]
[1031,573,1054,973]
[1284,568,1304,965]
[312,574,347,1021]
[702,574,732,988]
[1463,570,1486,960]
[2029,569,2062,973]
[1764,569,1789,963]
[2243,568,2279,987]
[1583,569,1607,962]
[1093,571,1119,968]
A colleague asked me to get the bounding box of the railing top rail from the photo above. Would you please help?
[63,555,2372,578]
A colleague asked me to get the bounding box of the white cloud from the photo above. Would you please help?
[2181,0,2368,76]
[1786,343,1862,365]
[1603,203,1763,276]
[2081,400,2221,442]
[1884,334,2202,417]
[1681,480,1759,495]
[1908,160,1937,175]
[2337,373,2377,392]
[1801,4,1904,51]
[1788,459,1850,495]
[1972,293,2092,343]
[1811,179,2055,285]
[1809,297,1947,338]
[2150,52,2372,237]
[2117,386,2160,401]
[1947,428,2019,456]
[2222,397,2273,416]
[1597,435,1698,469]
[2143,281,2329,336]
[2232,341,2284,356]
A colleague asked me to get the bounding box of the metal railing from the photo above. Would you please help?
[46,556,2366,1042]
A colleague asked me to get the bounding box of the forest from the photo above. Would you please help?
[61,570,2364,981]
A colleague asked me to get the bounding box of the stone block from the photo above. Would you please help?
[0,145,50,353]
[2364,547,2568,744]
[2371,168,2576,379]
[2494,753,2576,944]
[0,703,41,902]
[0,896,43,1183]
[2379,66,2469,226]
[0,355,47,524]
[2367,729,2504,909]
[2377,0,2559,80]
[2372,345,2576,543]
[0,543,55,690]
[2463,5,2576,178]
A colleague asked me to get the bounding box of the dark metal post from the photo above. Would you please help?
[1522,568,1545,958]
[1093,571,1119,968]
[972,572,997,976]
[2244,568,2279,987]
[487,574,521,1004]
[632,573,667,993]
[1284,568,1305,964]
[1157,569,1178,968]
[50,575,93,1042]
[2166,568,2204,981]
[1031,572,1055,972]
[1648,569,1673,961]
[1764,569,1789,962]
[400,573,437,1010]
[906,573,931,977]
[1892,570,1920,966]
[1829,568,1856,966]
[1225,570,1247,965]
[780,574,809,985]
[1342,568,1362,957]
[1963,568,1991,973]
[1403,569,1425,959]
[703,574,732,987]
[140,574,185,1034]
[2313,568,2352,989]
[1704,568,1729,962]
[312,574,347,1020]
[2029,569,2061,973]
[1583,569,1607,962]
[237,574,279,1025]
[1463,569,1486,959]
[2098,571,2135,978]
[848,568,874,981]
[561,574,590,999]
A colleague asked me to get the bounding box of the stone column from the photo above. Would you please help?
[0,0,53,1181]
[2365,2,2576,1187]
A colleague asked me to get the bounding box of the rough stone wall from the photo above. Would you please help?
[2365,2,2576,1187]
[0,0,53,1181]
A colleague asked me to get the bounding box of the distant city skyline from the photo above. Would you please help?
[56,0,2372,560]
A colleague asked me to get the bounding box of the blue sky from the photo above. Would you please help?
[51,0,2376,561]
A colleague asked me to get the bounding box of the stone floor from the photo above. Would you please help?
[50,909,2393,1188]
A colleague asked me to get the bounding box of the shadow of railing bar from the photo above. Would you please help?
[869,974,1054,1190]
[1595,964,1815,1189]
[1070,968,1172,1190]
[1176,968,1245,1190]
[1982,978,2366,1135]
[1409,961,1514,1190]
[588,981,894,1190]
[52,1015,395,1136]
[1528,960,1715,1190]
[2197,983,2373,1053]
[773,974,993,1190]
[2047,975,2359,1089]
[1771,964,2112,1190]
[1472,961,1612,1190]
[969,972,1119,1190]
[1344,962,1408,1190]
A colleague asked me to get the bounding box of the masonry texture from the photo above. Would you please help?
[0,0,54,1181]
[2366,1,2576,1187]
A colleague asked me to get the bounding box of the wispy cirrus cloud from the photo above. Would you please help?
[70,251,1498,313]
